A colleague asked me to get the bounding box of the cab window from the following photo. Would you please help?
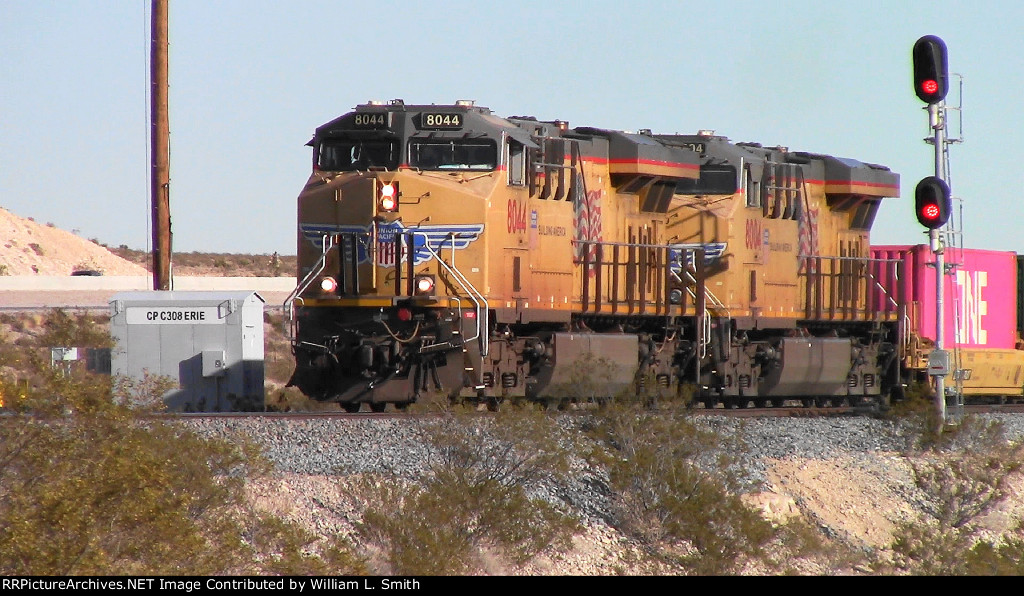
[507,139,526,185]
[317,138,397,171]
[409,140,497,171]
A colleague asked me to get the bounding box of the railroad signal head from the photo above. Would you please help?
[913,35,949,104]
[914,176,951,229]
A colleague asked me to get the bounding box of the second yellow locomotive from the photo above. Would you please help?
[286,99,901,411]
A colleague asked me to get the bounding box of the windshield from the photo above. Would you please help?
[317,138,397,171]
[408,140,497,171]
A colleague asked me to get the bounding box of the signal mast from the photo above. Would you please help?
[912,35,954,424]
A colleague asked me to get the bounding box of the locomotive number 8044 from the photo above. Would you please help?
[284,98,948,412]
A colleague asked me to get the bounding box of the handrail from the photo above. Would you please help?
[408,230,489,357]
[675,257,730,359]
[284,234,336,342]
[797,254,903,318]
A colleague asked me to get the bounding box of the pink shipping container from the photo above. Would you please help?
[871,245,1018,350]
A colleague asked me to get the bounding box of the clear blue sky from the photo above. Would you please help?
[2,1,1021,255]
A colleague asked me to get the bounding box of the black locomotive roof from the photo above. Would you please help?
[792,152,900,198]
[569,127,700,180]
[655,133,899,198]
[307,103,897,196]
[312,100,538,147]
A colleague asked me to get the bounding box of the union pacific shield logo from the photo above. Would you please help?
[300,221,484,267]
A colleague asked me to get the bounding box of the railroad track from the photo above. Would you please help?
[159,401,1024,419]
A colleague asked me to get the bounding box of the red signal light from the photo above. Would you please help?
[912,35,949,104]
[914,176,951,229]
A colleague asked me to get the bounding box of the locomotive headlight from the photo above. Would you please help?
[378,181,399,212]
[320,276,338,293]
[413,274,436,296]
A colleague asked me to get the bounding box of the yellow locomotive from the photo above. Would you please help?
[285,99,901,411]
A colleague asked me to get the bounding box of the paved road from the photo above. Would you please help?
[0,277,295,310]
[0,290,294,310]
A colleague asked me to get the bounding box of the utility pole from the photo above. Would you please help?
[151,0,172,290]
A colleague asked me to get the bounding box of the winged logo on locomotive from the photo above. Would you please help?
[300,222,485,267]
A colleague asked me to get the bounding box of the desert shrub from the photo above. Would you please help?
[878,380,961,449]
[583,401,776,574]
[0,310,111,393]
[887,417,1024,575]
[355,408,581,574]
[242,513,368,576]
[34,309,112,351]
[27,243,44,256]
[0,313,366,575]
[962,530,1024,575]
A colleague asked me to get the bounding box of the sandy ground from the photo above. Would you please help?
[255,450,1024,575]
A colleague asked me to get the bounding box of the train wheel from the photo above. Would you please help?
[770,398,784,408]
[703,396,717,409]
[831,397,845,408]
[815,396,829,408]
[754,398,768,408]
[370,402,387,413]
[486,396,503,412]
[801,398,814,408]
[343,402,361,413]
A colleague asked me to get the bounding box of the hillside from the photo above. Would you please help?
[0,207,148,276]
[0,207,295,277]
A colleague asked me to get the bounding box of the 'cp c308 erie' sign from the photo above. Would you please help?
[125,307,225,325]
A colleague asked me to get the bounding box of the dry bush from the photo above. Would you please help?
[583,400,776,574]
[0,310,367,575]
[354,409,581,575]
[887,416,1024,575]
